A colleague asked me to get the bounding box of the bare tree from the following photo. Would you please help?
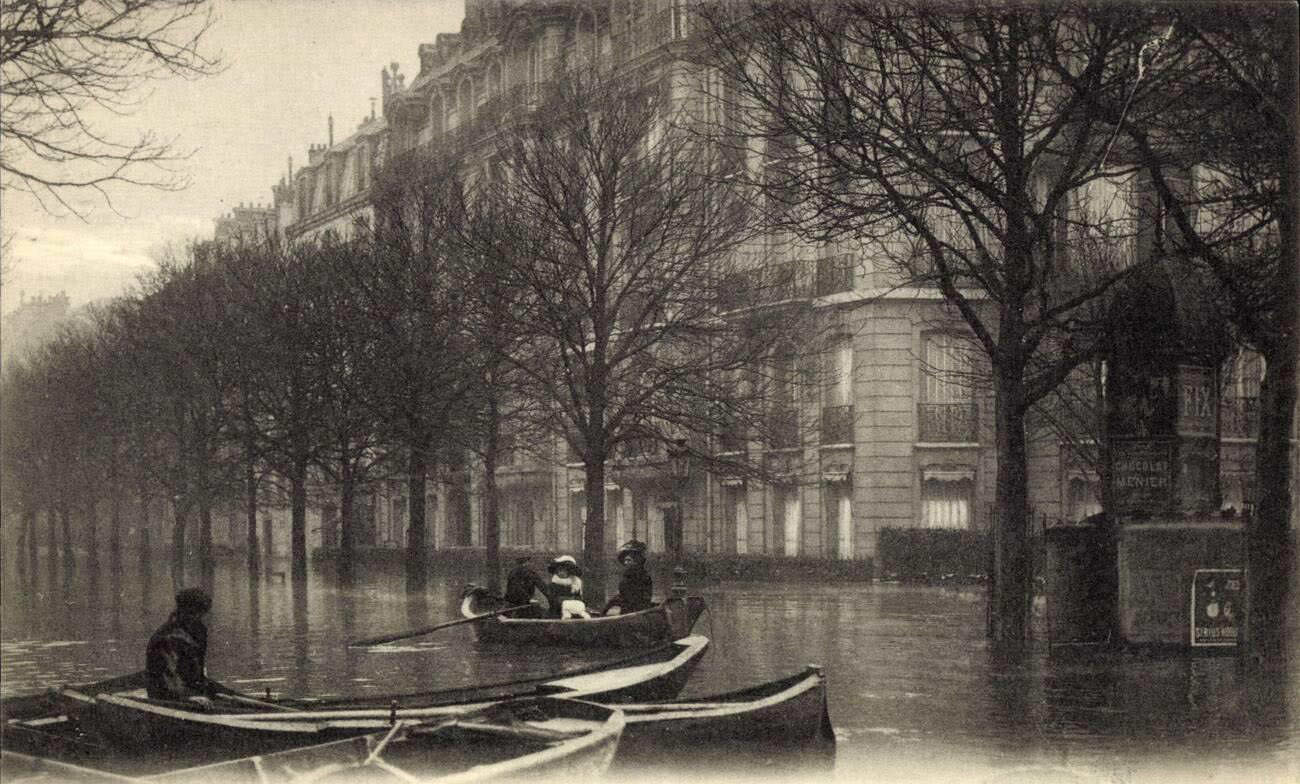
[0,0,219,216]
[361,151,480,581]
[699,2,1161,644]
[488,63,802,590]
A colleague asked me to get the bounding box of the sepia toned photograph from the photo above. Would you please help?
[1,2,1296,782]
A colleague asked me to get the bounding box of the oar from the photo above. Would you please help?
[214,692,297,712]
[347,604,535,648]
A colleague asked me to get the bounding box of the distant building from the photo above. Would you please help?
[213,202,277,246]
[273,111,388,244]
[1,291,72,370]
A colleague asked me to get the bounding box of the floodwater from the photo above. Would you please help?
[2,553,1296,784]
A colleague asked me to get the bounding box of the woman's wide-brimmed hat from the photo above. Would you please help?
[548,555,583,576]
[617,540,648,562]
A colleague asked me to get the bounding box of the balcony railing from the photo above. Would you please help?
[821,404,854,445]
[815,254,854,297]
[767,408,800,449]
[918,402,978,443]
[1220,397,1260,439]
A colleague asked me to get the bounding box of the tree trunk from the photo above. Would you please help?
[1250,339,1297,667]
[1248,10,1298,670]
[85,499,100,569]
[246,462,260,573]
[406,433,431,580]
[990,362,1031,646]
[583,453,609,601]
[339,464,357,574]
[23,509,37,573]
[138,493,152,561]
[197,487,214,572]
[109,447,123,564]
[483,397,502,594]
[46,507,58,564]
[263,508,274,566]
[290,460,308,579]
[172,497,188,578]
[59,501,75,567]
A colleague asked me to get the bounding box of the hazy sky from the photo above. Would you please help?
[1,0,465,316]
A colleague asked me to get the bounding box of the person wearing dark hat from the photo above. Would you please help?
[603,540,654,615]
[145,587,218,704]
[547,555,591,619]
[503,555,549,617]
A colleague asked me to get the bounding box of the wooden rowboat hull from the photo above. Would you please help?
[25,636,707,762]
[461,590,707,648]
[4,698,625,784]
[143,698,624,784]
[616,666,836,754]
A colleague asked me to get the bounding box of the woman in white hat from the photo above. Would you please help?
[547,555,591,619]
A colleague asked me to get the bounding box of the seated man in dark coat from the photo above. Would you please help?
[503,555,549,616]
[146,588,218,704]
[603,540,654,615]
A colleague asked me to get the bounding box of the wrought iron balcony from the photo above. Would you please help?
[815,254,854,297]
[917,402,978,443]
[821,404,854,445]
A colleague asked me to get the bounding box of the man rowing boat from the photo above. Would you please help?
[145,588,220,705]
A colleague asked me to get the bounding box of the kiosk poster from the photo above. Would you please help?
[1190,568,1244,647]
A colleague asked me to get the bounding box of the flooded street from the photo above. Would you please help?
[2,554,1296,784]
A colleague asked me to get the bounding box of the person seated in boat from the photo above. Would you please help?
[146,587,219,706]
[603,539,654,615]
[547,555,592,619]
[503,555,549,617]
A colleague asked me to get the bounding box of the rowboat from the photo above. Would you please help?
[614,665,836,758]
[460,586,708,648]
[148,697,624,784]
[4,697,625,783]
[6,636,707,762]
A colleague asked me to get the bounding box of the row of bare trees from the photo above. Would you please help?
[0,65,814,594]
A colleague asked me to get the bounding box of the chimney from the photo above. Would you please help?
[370,97,377,121]
[328,114,334,148]
[288,155,293,181]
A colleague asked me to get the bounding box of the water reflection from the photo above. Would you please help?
[1,558,1295,784]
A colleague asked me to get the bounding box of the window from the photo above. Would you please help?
[775,485,801,556]
[823,334,853,407]
[919,332,977,442]
[723,483,748,554]
[921,469,972,529]
[1068,174,1138,270]
[827,482,853,559]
